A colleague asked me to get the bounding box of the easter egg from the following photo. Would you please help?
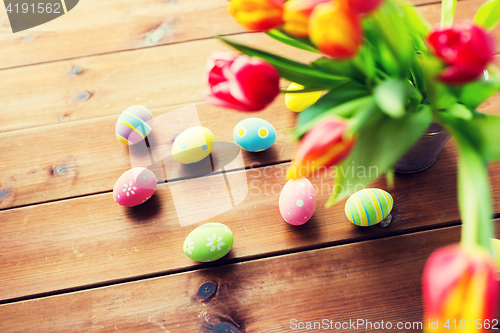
[113,167,157,207]
[285,82,322,112]
[279,178,316,225]
[183,222,234,262]
[172,126,215,164]
[345,188,393,227]
[233,118,276,152]
[115,105,153,145]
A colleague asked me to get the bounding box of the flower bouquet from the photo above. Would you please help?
[205,0,500,326]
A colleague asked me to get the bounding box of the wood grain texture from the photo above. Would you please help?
[1,222,498,332]
[1,140,499,301]
[0,0,457,71]
[0,0,496,133]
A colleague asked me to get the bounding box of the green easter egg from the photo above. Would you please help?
[345,188,393,227]
[183,222,233,262]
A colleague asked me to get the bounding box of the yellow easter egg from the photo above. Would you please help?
[172,126,215,164]
[285,82,322,112]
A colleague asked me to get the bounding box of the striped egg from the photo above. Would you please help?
[115,105,153,145]
[345,188,393,227]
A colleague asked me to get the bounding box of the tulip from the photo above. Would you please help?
[287,118,355,180]
[343,0,383,16]
[308,2,362,59]
[204,51,281,112]
[282,0,330,38]
[285,82,322,112]
[229,0,285,31]
[422,245,498,332]
[428,23,495,84]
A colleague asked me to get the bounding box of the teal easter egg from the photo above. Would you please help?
[233,118,276,152]
[345,188,393,227]
[115,105,153,145]
[183,222,233,262]
[172,126,215,164]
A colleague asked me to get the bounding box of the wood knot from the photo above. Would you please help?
[75,91,92,101]
[197,281,217,301]
[51,165,68,176]
[68,66,84,76]
[203,322,242,333]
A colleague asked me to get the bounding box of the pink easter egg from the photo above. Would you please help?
[279,178,316,225]
[113,167,157,207]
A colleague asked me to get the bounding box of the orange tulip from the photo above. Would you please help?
[287,117,355,180]
[229,0,285,31]
[308,2,362,59]
[422,245,498,332]
[283,0,330,38]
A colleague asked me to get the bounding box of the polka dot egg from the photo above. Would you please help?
[115,105,153,145]
[233,118,276,152]
[113,167,157,207]
[345,188,393,227]
[279,178,316,225]
[172,126,215,164]
[285,82,322,112]
[183,222,234,262]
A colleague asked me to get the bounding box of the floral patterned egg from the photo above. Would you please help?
[172,126,215,164]
[183,222,233,262]
[345,188,393,226]
[113,167,157,207]
[233,118,276,152]
[115,105,153,145]
[279,178,316,225]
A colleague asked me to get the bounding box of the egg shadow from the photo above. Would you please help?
[285,213,322,242]
[243,145,282,167]
[124,193,163,223]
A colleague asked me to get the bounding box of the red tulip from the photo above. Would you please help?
[283,0,330,38]
[229,0,285,31]
[428,23,495,84]
[422,245,498,332]
[343,0,383,15]
[204,52,281,112]
[287,117,355,180]
[308,2,362,59]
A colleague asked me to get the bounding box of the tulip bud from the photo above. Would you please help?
[422,245,498,332]
[343,0,383,16]
[229,0,285,31]
[282,0,330,38]
[287,117,355,180]
[204,52,281,112]
[428,23,495,84]
[308,2,362,59]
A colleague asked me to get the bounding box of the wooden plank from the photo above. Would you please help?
[0,0,495,133]
[1,222,498,332]
[0,0,457,71]
[1,141,499,302]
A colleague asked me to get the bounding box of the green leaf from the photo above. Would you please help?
[266,30,320,53]
[454,71,500,110]
[295,81,370,137]
[469,112,500,161]
[217,36,349,89]
[440,112,493,248]
[444,104,473,120]
[368,1,412,77]
[475,0,500,30]
[441,0,457,29]
[326,105,432,206]
[374,78,422,118]
[311,57,365,82]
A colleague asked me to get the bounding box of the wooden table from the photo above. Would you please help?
[0,0,499,331]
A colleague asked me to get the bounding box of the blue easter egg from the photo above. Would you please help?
[233,118,276,152]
